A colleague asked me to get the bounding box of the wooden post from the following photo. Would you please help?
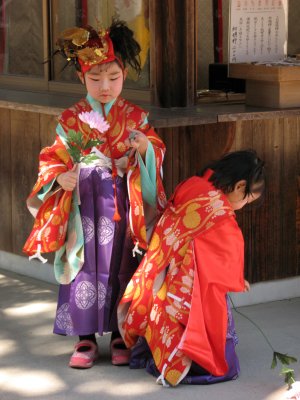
[212,0,223,63]
[150,0,197,107]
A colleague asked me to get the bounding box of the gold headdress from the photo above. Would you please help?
[56,25,118,73]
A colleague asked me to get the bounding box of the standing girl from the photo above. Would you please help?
[23,20,166,369]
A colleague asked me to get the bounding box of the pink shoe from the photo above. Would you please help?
[69,340,99,369]
[110,337,131,366]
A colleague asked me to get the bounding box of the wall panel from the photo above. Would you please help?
[40,113,58,148]
[0,108,299,283]
[0,108,12,251]
[282,117,300,277]
[10,110,41,255]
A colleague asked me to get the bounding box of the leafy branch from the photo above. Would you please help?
[229,296,297,389]
[66,129,103,164]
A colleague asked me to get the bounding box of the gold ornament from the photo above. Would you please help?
[60,27,90,47]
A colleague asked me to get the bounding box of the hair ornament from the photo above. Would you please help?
[55,20,141,75]
[56,25,116,73]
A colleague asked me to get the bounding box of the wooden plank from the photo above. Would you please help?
[0,108,12,251]
[235,118,284,283]
[253,118,282,282]
[195,122,236,165]
[159,122,236,198]
[282,117,300,277]
[297,174,300,274]
[150,0,197,107]
[157,127,174,199]
[40,113,58,148]
[298,116,300,274]
[233,119,254,151]
[11,110,41,255]
[229,63,300,82]
[246,80,300,108]
[229,63,300,108]
[171,128,181,195]
[233,120,255,282]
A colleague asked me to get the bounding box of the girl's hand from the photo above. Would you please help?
[57,165,78,191]
[125,130,149,159]
[243,279,250,292]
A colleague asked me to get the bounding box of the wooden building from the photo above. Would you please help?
[0,1,299,292]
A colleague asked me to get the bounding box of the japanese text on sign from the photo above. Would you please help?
[229,0,288,63]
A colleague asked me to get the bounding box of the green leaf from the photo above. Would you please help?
[280,367,296,390]
[274,352,297,366]
[67,129,77,137]
[271,353,297,390]
[67,130,83,146]
[65,130,104,164]
[68,147,81,164]
[228,297,298,391]
[281,367,295,374]
[271,353,278,369]
[81,154,100,165]
[83,139,103,150]
[286,355,297,364]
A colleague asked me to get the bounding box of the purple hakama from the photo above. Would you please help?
[53,166,138,336]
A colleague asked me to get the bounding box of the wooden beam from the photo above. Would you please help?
[150,0,197,107]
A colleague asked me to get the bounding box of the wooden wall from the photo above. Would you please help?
[158,117,300,283]
[0,108,57,256]
[234,118,300,282]
[0,107,299,284]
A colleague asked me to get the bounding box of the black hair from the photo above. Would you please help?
[109,19,142,75]
[197,149,265,197]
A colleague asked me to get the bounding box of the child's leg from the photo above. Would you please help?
[77,334,97,350]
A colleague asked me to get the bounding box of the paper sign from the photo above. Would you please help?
[229,0,288,63]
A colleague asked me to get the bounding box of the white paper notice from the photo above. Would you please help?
[229,0,288,63]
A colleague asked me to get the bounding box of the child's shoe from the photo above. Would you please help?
[69,340,99,369]
[110,337,131,366]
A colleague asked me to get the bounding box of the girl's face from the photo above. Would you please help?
[226,180,262,210]
[78,62,127,104]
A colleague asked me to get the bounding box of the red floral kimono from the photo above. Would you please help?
[23,96,166,282]
[118,171,245,386]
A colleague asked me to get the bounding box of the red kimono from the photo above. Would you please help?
[118,171,245,386]
[23,97,166,261]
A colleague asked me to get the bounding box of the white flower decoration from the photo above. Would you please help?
[79,111,110,133]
